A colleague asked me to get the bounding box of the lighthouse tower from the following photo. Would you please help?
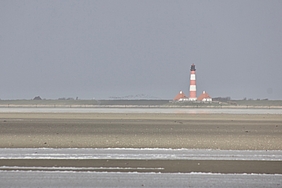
[189,64,197,101]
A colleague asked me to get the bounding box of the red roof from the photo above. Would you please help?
[174,91,187,101]
[197,91,211,101]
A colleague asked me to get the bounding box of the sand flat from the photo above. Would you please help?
[1,112,282,174]
[0,112,281,149]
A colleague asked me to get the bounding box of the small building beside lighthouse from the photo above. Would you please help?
[173,91,188,101]
[197,91,212,102]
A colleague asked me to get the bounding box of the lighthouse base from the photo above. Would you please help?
[188,98,197,101]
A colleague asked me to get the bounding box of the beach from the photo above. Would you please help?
[0,112,281,149]
[0,112,281,174]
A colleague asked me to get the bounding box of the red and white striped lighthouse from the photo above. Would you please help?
[189,64,197,101]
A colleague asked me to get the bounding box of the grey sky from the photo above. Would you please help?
[1,0,282,100]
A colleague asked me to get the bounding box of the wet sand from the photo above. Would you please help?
[0,112,281,174]
[0,113,281,149]
[1,159,281,174]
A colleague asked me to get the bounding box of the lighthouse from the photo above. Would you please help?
[189,64,197,101]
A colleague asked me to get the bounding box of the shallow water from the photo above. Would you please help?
[0,148,282,161]
[0,171,281,188]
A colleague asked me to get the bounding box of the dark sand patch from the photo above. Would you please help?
[0,159,281,174]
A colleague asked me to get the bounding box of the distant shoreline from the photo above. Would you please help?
[0,99,282,109]
[0,105,282,109]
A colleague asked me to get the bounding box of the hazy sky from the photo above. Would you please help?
[1,0,282,100]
